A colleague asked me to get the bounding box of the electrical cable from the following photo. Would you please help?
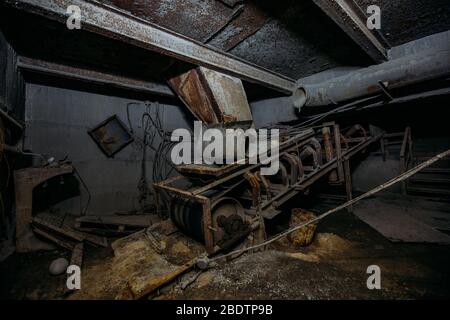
[127,101,177,215]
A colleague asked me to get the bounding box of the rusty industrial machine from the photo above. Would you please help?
[152,65,385,254]
[155,121,383,254]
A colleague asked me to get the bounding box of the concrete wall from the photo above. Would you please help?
[24,84,446,216]
[24,83,192,215]
[22,89,299,216]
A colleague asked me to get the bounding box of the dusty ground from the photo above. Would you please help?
[1,207,450,300]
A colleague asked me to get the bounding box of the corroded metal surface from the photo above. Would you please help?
[167,68,220,123]
[295,46,450,108]
[207,3,268,52]
[2,0,295,93]
[105,0,234,42]
[355,0,450,47]
[167,66,253,123]
[199,67,253,122]
[155,124,381,253]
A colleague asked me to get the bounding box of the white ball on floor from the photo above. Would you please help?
[49,258,69,276]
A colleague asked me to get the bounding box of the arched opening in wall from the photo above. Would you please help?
[32,174,80,218]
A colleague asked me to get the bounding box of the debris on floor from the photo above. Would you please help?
[69,222,204,300]
[33,215,108,248]
[287,209,317,248]
[49,257,69,276]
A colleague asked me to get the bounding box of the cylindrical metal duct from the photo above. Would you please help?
[293,49,450,110]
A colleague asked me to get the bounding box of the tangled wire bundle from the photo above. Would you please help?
[126,101,177,214]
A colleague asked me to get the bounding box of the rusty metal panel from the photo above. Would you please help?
[88,115,134,157]
[167,68,220,124]
[168,66,253,124]
[199,67,253,123]
[207,3,268,51]
[105,0,235,42]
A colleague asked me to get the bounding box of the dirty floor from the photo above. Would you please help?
[1,206,450,300]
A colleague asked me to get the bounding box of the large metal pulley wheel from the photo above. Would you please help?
[170,196,248,247]
[210,197,248,246]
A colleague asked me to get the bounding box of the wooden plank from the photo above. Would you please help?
[76,226,132,237]
[76,215,153,228]
[33,227,75,251]
[33,217,83,241]
[111,229,146,253]
[70,243,84,268]
[127,259,196,300]
[202,200,215,254]
[33,217,108,247]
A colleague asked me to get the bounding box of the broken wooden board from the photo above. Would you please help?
[70,242,84,268]
[127,259,196,300]
[145,229,164,254]
[33,217,108,247]
[68,223,205,299]
[75,215,155,236]
[76,215,154,228]
[111,229,146,254]
[32,227,75,251]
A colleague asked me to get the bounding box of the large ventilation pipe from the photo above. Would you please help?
[293,48,450,111]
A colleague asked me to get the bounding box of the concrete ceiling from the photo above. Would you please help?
[1,0,449,102]
[103,0,450,80]
[355,0,450,46]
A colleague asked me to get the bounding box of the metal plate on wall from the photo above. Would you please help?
[88,115,134,157]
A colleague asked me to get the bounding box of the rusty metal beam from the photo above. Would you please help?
[16,56,175,98]
[312,0,388,62]
[3,0,296,94]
